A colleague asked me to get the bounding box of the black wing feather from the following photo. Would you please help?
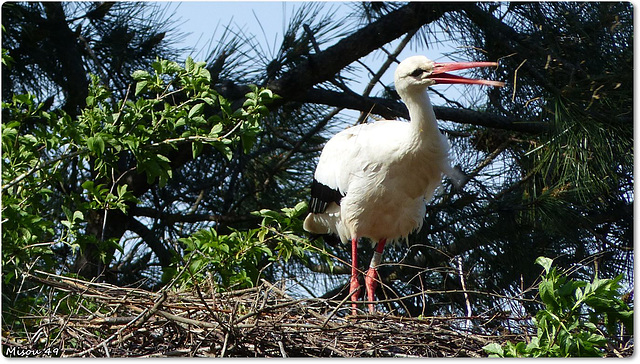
[308,178,343,213]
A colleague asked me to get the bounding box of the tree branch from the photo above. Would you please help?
[127,217,174,267]
[267,3,460,97]
[461,3,564,95]
[41,2,89,115]
[131,207,258,225]
[298,88,546,133]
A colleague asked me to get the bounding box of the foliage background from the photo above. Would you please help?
[1,1,633,350]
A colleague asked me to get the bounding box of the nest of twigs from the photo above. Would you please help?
[3,270,631,358]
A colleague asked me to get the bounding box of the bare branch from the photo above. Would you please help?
[298,88,546,133]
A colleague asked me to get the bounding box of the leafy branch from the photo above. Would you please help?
[169,202,331,292]
[483,257,633,357]
[1,56,278,301]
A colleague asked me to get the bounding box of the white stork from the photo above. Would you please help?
[303,56,504,315]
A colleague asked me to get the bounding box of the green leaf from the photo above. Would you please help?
[536,256,554,274]
[240,133,257,154]
[214,143,233,161]
[161,59,182,74]
[512,341,527,356]
[202,96,216,106]
[209,123,223,137]
[86,136,106,155]
[175,117,186,128]
[526,337,540,352]
[135,80,148,96]
[188,103,204,118]
[81,180,95,191]
[197,67,211,82]
[558,280,584,297]
[192,141,204,159]
[483,343,504,357]
[259,89,274,99]
[218,243,229,254]
[131,70,150,81]
[291,201,308,217]
[185,56,194,72]
[72,210,84,222]
[22,134,37,145]
[155,154,171,163]
[243,98,256,107]
[539,280,557,309]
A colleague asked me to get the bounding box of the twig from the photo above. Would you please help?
[364,30,416,97]
[456,256,473,331]
[303,24,321,54]
[2,149,84,192]
[511,59,527,102]
[126,306,218,329]
[19,267,626,358]
[147,135,224,148]
[355,31,416,125]
[322,292,355,327]
[220,326,230,357]
[278,340,288,358]
[69,291,167,357]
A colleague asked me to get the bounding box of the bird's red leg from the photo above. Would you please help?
[365,239,386,313]
[350,237,360,316]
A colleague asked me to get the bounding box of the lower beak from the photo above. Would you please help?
[431,62,504,87]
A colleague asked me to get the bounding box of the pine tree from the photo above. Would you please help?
[2,2,632,321]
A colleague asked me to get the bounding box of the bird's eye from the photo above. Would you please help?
[410,69,425,77]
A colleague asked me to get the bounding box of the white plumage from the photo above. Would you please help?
[304,101,456,244]
[304,56,503,314]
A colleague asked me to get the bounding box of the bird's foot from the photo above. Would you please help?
[365,267,379,313]
[350,274,360,316]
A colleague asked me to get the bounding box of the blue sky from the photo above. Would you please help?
[169,1,460,96]
[166,1,491,116]
[173,1,287,53]
[173,2,342,59]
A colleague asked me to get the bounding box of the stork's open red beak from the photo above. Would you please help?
[431,62,504,87]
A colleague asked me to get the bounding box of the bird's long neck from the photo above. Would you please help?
[403,90,441,145]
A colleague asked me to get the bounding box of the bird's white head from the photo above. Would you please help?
[394,55,504,98]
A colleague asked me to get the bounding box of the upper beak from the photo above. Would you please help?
[430,62,504,87]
